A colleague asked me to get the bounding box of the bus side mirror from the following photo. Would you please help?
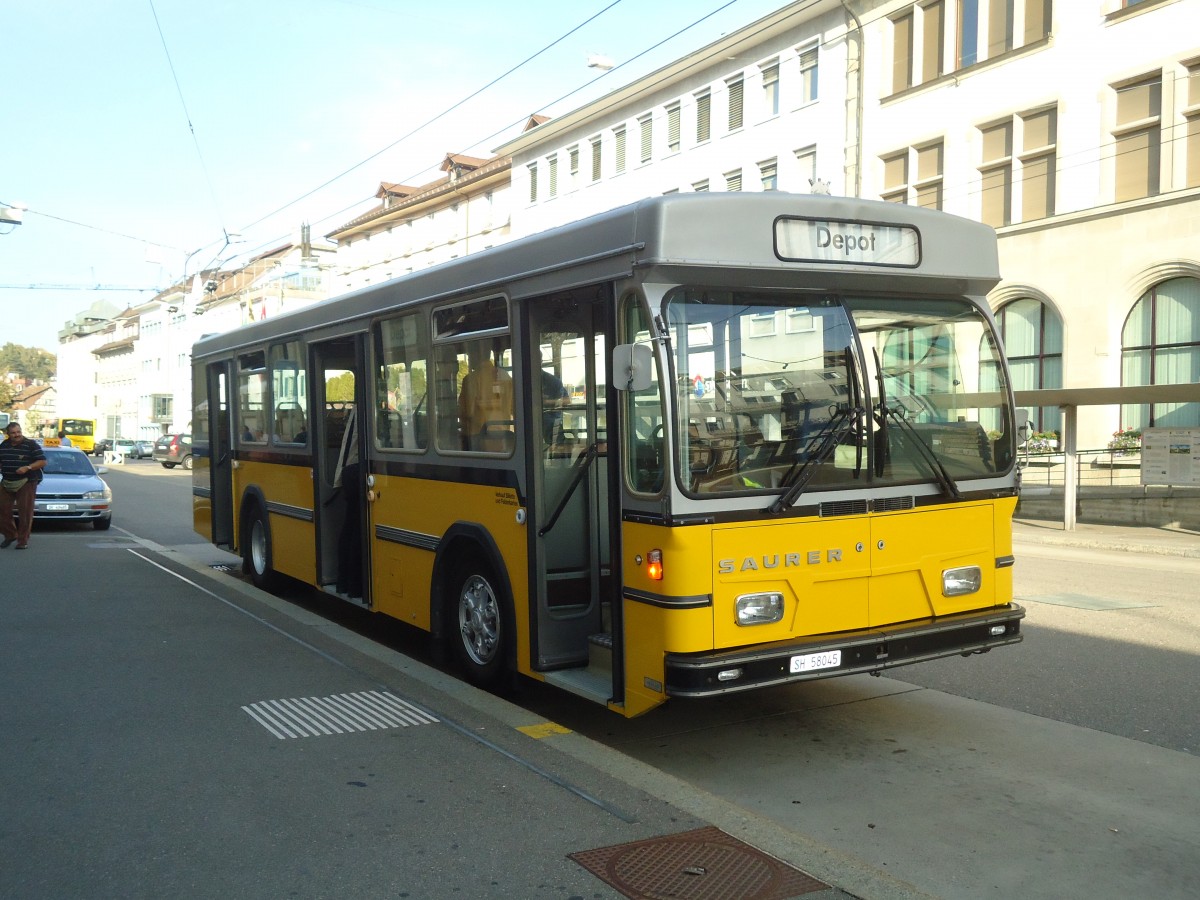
[1016,407,1032,441]
[612,343,653,392]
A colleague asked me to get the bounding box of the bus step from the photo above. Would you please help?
[588,632,613,677]
[543,666,611,706]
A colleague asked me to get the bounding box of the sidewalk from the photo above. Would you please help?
[1014,517,1200,558]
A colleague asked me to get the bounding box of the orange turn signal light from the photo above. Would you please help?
[646,549,663,581]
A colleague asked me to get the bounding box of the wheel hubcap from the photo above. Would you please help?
[458,575,499,665]
[251,521,267,575]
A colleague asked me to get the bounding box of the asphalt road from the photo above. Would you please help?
[72,464,1200,899]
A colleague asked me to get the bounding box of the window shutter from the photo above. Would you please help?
[727,78,744,130]
[696,93,711,142]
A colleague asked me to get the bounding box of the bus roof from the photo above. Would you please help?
[193,192,999,359]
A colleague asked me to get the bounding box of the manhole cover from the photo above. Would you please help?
[570,826,828,899]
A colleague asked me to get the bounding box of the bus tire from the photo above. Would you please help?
[449,560,509,689]
[242,505,279,591]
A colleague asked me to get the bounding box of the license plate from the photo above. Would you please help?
[789,650,841,673]
[45,504,70,511]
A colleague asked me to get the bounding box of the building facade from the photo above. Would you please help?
[58,1,1198,452]
[326,152,513,295]
[497,0,1199,449]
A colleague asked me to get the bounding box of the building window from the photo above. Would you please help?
[1113,74,1161,202]
[1121,277,1200,428]
[590,136,602,181]
[666,103,681,153]
[915,142,943,209]
[1185,62,1200,188]
[614,127,626,174]
[1024,0,1051,45]
[796,146,817,190]
[548,155,558,198]
[987,0,1014,59]
[727,76,744,131]
[980,120,1013,227]
[922,2,944,83]
[980,107,1056,226]
[693,179,710,192]
[761,61,779,116]
[1020,107,1057,220]
[639,114,653,163]
[568,145,579,188]
[759,159,778,191]
[527,162,538,203]
[892,11,914,93]
[725,169,743,192]
[958,0,979,68]
[799,44,819,102]
[882,151,909,204]
[994,298,1062,434]
[695,91,711,143]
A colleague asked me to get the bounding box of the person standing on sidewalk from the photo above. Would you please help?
[0,421,46,549]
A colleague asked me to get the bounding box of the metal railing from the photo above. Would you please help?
[1019,447,1142,488]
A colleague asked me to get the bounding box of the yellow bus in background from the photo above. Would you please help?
[191,193,1025,717]
[59,418,96,453]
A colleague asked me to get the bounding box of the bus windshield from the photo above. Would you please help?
[664,288,1011,497]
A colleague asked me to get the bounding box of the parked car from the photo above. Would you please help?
[33,447,112,530]
[153,433,193,469]
[92,438,112,457]
[134,439,155,458]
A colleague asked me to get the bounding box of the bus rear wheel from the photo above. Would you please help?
[450,563,509,688]
[242,506,278,591]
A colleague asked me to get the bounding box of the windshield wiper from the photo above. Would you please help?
[768,405,862,513]
[881,406,962,500]
[769,347,863,513]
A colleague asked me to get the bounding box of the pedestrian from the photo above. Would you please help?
[0,421,47,549]
[58,429,73,447]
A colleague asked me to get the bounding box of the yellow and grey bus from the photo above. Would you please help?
[192,193,1024,717]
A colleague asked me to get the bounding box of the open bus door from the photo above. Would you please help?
[526,287,624,708]
[205,361,235,548]
[311,336,371,608]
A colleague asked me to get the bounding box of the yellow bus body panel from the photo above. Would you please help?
[368,473,530,653]
[193,456,212,540]
[235,461,316,583]
[622,498,1014,713]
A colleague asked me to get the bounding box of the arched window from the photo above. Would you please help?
[1122,277,1200,428]
[993,297,1063,434]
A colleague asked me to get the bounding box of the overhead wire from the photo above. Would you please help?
[147,0,231,246]
[232,0,794,262]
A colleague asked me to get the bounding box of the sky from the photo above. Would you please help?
[0,0,791,353]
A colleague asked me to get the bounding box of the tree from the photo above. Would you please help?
[0,342,55,383]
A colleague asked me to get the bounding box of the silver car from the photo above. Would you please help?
[32,447,113,530]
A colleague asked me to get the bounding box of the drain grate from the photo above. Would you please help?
[243,690,438,739]
[570,826,828,899]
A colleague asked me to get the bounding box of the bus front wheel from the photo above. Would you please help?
[450,562,509,688]
[243,506,278,591]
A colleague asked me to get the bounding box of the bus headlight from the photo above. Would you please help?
[942,566,982,596]
[735,592,784,625]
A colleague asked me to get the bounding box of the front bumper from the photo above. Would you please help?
[665,603,1025,697]
[33,499,112,522]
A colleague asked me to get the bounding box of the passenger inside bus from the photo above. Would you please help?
[458,342,514,451]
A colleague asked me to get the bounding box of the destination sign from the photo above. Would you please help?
[775,217,921,267]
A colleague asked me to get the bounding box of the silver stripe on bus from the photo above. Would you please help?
[624,588,713,609]
[375,524,440,551]
[265,500,314,522]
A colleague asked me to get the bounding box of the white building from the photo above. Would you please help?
[326,152,513,295]
[496,0,1200,449]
